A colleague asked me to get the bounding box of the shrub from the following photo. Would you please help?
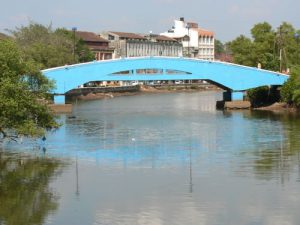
[247,86,280,107]
[280,66,300,107]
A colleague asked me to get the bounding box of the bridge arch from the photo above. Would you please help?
[42,57,288,103]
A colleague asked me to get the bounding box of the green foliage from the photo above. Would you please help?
[9,22,94,69]
[229,22,300,107]
[275,23,300,70]
[227,35,254,66]
[227,22,300,71]
[247,86,280,107]
[280,77,296,104]
[0,40,59,139]
[214,39,225,55]
[228,22,278,69]
[281,67,300,106]
[9,22,73,69]
[0,22,96,140]
[55,28,95,63]
[251,22,273,43]
[252,23,278,70]
[247,86,270,106]
[76,39,95,62]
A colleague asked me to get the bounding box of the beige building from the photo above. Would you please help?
[100,31,183,58]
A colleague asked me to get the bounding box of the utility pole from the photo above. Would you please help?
[276,27,288,73]
[72,27,77,63]
[279,49,282,73]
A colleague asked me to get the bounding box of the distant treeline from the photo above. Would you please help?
[215,22,300,107]
[1,22,95,69]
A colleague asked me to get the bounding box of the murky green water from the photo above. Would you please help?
[1,91,300,225]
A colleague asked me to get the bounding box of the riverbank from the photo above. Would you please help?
[254,102,298,113]
[68,84,221,101]
[74,91,139,101]
[49,84,221,113]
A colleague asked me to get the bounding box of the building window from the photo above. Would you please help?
[108,35,115,40]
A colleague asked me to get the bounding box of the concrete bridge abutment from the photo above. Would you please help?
[217,90,250,110]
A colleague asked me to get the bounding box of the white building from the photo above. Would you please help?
[160,17,214,60]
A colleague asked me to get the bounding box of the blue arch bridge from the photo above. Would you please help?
[42,57,288,104]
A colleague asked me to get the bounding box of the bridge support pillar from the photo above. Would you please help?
[54,95,66,104]
[218,91,249,109]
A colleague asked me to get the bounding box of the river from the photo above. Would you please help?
[1,91,300,225]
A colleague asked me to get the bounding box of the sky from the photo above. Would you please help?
[0,0,299,42]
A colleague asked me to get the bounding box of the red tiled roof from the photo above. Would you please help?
[109,31,146,40]
[198,28,214,37]
[75,31,109,42]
